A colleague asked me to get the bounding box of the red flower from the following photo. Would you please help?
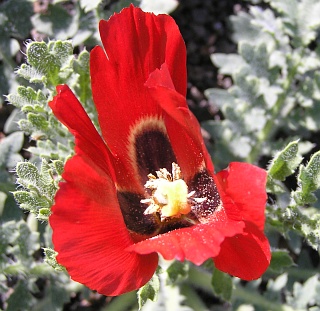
[49,6,270,296]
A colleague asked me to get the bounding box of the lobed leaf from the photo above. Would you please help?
[8,86,47,112]
[268,250,295,273]
[166,261,189,284]
[14,159,62,220]
[43,248,65,272]
[269,0,320,46]
[211,268,233,302]
[293,150,320,205]
[268,140,302,182]
[137,273,160,309]
[210,53,245,75]
[24,41,73,88]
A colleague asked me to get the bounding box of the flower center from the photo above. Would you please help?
[141,163,205,221]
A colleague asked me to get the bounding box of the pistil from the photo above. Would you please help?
[141,163,206,221]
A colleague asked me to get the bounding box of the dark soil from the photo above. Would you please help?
[172,0,245,122]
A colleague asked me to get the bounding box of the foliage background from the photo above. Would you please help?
[1,0,320,310]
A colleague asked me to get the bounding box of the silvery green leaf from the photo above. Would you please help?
[293,151,320,205]
[268,140,302,181]
[31,4,79,40]
[268,251,294,273]
[0,131,24,170]
[288,275,320,309]
[79,0,103,12]
[138,273,160,309]
[212,269,233,301]
[140,0,178,14]
[211,53,245,75]
[204,88,236,109]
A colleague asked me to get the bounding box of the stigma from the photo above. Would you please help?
[141,163,206,221]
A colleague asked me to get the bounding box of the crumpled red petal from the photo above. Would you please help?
[127,210,245,266]
[145,63,215,180]
[213,222,271,280]
[215,162,268,231]
[210,162,270,279]
[49,87,158,296]
[128,159,270,278]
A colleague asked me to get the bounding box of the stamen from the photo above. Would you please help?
[172,162,182,180]
[141,163,206,221]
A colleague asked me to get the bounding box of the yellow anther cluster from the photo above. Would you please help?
[142,163,204,221]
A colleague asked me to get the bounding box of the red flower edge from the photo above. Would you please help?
[49,85,158,296]
[49,6,271,296]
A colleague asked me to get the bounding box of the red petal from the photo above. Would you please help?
[49,86,158,295]
[49,85,116,182]
[145,66,215,179]
[213,222,271,280]
[215,162,267,231]
[146,63,176,90]
[99,5,186,96]
[128,216,245,266]
[50,155,158,296]
[90,6,186,190]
